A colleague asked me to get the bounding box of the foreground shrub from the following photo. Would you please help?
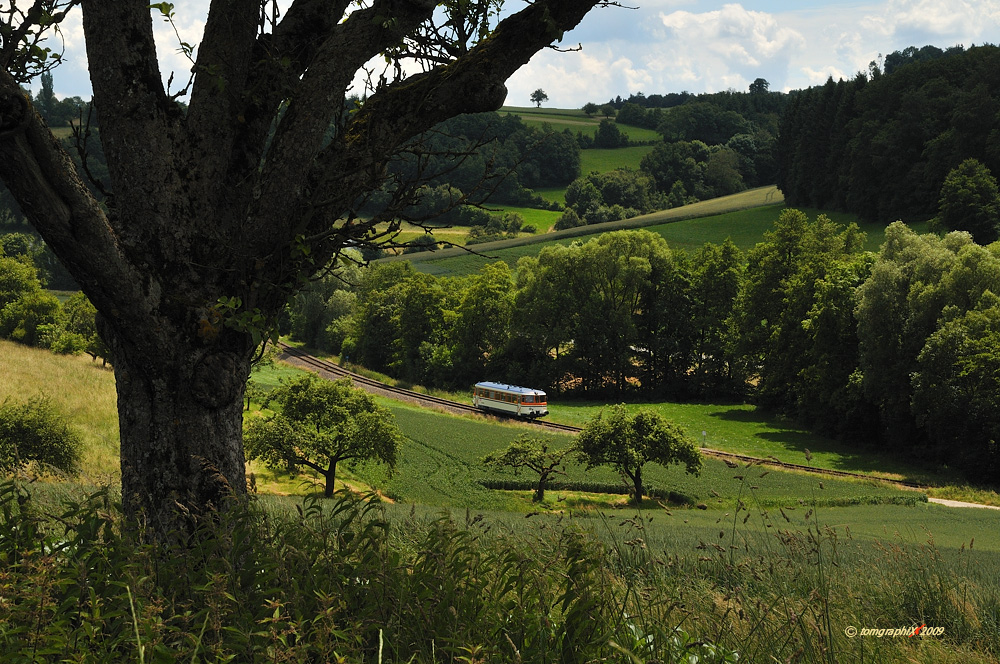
[0,395,81,473]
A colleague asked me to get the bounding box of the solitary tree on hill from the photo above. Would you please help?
[530,88,549,107]
[0,0,607,542]
[244,376,402,498]
[574,405,702,504]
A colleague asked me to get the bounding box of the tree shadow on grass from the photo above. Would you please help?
[706,408,943,485]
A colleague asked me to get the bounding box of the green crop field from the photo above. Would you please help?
[546,400,949,486]
[502,105,661,143]
[392,187,784,276]
[392,187,936,277]
[644,204,921,254]
[348,401,921,514]
[579,145,656,174]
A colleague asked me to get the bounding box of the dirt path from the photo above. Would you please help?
[928,497,1000,510]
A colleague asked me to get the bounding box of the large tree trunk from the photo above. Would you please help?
[102,320,254,536]
[0,0,604,543]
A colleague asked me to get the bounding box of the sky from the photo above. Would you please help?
[39,0,1000,109]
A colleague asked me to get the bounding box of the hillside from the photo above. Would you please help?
[500,105,661,143]
[385,186,784,276]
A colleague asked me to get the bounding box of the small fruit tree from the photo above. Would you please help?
[574,405,702,504]
[244,376,403,497]
[481,434,571,502]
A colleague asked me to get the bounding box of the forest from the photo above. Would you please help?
[778,44,1000,231]
[284,209,1000,483]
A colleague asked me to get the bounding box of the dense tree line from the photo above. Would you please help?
[778,44,1000,225]
[290,212,1000,483]
[30,72,93,129]
[290,230,745,398]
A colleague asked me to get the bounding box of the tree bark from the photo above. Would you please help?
[102,320,254,537]
[630,466,644,505]
[324,458,339,499]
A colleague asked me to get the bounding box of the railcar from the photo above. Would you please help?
[472,382,548,419]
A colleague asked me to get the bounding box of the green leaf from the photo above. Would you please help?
[148,3,175,19]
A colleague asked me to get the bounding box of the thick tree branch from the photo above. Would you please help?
[0,72,147,333]
[284,0,603,265]
[80,1,182,254]
[182,0,261,195]
[243,0,437,261]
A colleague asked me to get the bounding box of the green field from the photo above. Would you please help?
[347,402,1000,559]
[350,400,922,511]
[392,189,937,277]
[579,145,656,174]
[546,400,949,486]
[390,187,783,275]
[490,204,564,233]
[503,105,661,143]
[9,337,999,555]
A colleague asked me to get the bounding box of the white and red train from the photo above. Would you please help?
[472,382,549,419]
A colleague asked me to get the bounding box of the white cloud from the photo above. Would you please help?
[801,65,852,87]
[660,4,807,65]
[38,0,1000,109]
[864,0,1000,41]
[506,47,647,108]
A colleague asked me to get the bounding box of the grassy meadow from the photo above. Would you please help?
[6,339,1000,661]
[502,105,662,143]
[393,186,784,276]
[0,341,118,482]
[579,145,656,174]
[396,191,937,278]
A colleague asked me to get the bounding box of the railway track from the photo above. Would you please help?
[277,344,928,491]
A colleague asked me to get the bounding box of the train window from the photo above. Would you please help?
[523,395,533,403]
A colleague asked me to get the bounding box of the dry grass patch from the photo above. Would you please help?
[0,340,118,481]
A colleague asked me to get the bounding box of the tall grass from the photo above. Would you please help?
[3,478,998,662]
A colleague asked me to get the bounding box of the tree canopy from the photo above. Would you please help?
[0,0,606,540]
[934,158,1000,244]
[574,405,702,504]
[244,375,403,497]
